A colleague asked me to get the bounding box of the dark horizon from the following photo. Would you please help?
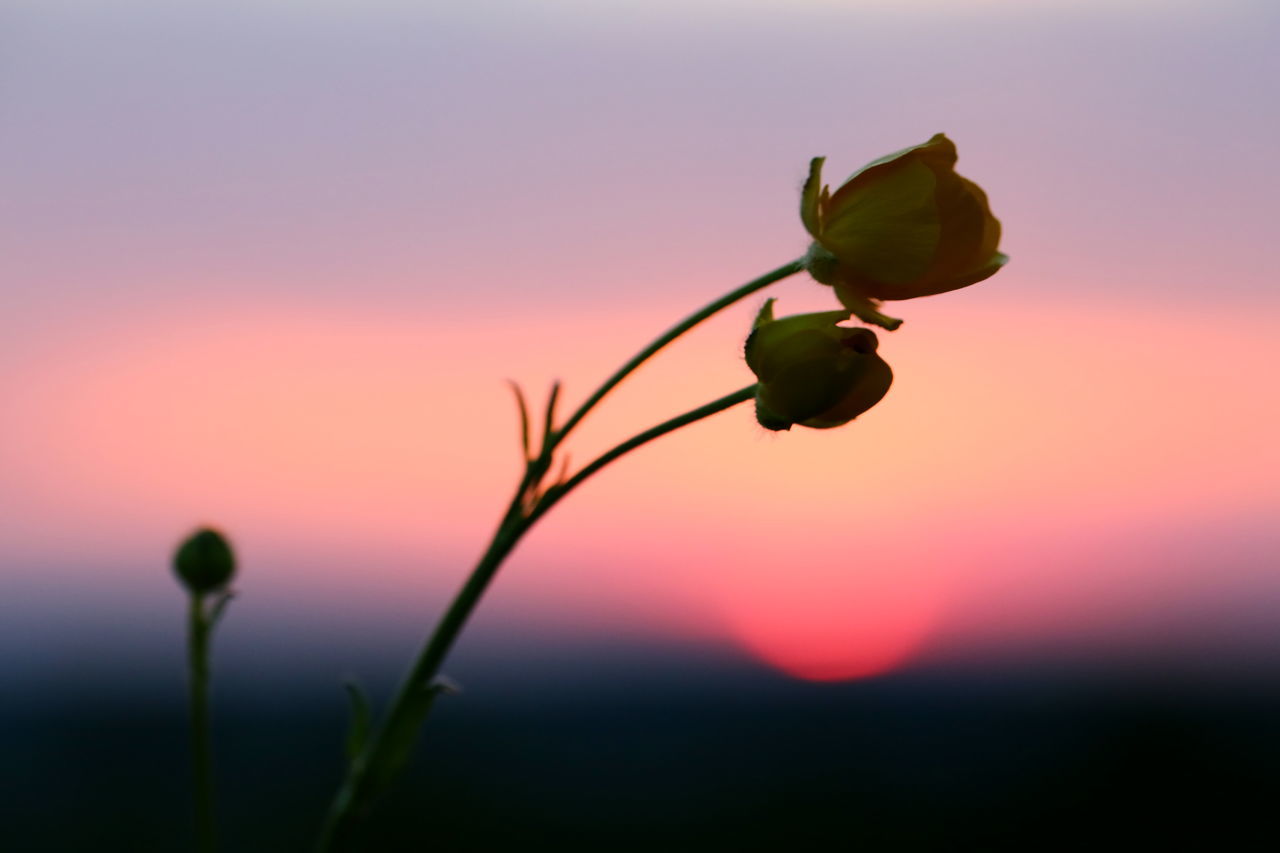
[11,651,1279,851]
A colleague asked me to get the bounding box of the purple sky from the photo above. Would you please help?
[3,0,1278,683]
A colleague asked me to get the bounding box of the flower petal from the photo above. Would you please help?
[826,133,955,213]
[800,157,826,238]
[830,282,905,331]
[757,341,864,424]
[963,252,1010,287]
[913,172,990,292]
[800,353,893,429]
[744,309,851,376]
[820,156,941,286]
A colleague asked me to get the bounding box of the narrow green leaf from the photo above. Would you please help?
[752,297,776,329]
[543,380,561,451]
[507,380,532,459]
[343,679,372,764]
[207,591,234,631]
[554,453,572,487]
[364,677,457,794]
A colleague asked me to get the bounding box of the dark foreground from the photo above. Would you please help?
[9,657,1278,852]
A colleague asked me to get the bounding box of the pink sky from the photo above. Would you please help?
[3,0,1278,681]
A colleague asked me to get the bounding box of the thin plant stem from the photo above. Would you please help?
[550,259,802,448]
[317,259,801,851]
[529,384,757,526]
[316,384,759,851]
[188,594,216,853]
[415,384,756,686]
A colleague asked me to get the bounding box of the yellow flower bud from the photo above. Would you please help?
[745,299,892,431]
[801,133,1008,330]
[173,527,236,595]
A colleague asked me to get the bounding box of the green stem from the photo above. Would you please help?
[550,259,801,448]
[315,384,758,852]
[317,259,801,851]
[529,384,757,526]
[188,594,215,853]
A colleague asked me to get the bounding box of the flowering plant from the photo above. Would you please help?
[171,134,1008,852]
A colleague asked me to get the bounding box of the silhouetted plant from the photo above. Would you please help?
[172,135,1007,852]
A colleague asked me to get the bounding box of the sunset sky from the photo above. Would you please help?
[3,0,1277,684]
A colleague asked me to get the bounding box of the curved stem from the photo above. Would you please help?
[423,385,756,693]
[317,260,800,851]
[529,384,756,526]
[551,260,801,448]
[316,384,757,851]
[187,594,216,853]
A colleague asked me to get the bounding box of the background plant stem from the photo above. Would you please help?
[188,594,216,853]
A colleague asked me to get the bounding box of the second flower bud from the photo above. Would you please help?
[745,299,893,431]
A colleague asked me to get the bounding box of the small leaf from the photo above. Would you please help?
[207,591,235,630]
[542,380,561,452]
[364,679,453,794]
[343,679,372,763]
[430,674,463,695]
[752,297,777,330]
[553,453,572,487]
[507,380,532,459]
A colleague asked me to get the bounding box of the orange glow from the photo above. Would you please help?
[723,582,940,682]
[1,287,1276,674]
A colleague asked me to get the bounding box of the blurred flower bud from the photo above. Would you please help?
[745,299,892,431]
[801,133,1008,330]
[173,528,236,595]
